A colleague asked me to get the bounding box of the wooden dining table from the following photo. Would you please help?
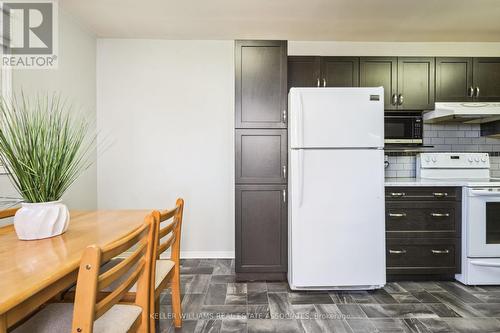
[0,210,150,332]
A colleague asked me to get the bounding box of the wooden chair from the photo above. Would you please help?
[12,213,156,333]
[149,198,184,330]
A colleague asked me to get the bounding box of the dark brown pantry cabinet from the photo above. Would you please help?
[235,40,287,129]
[360,57,435,111]
[235,40,288,281]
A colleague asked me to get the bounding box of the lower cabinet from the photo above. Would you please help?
[235,185,287,280]
[385,186,461,280]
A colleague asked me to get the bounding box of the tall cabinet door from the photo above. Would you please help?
[436,57,473,102]
[397,57,435,110]
[235,129,287,184]
[235,185,287,273]
[360,57,398,110]
[288,56,321,89]
[235,40,287,128]
[473,58,500,102]
[321,57,359,87]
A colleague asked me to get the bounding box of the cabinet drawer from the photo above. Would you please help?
[386,238,459,274]
[386,202,456,233]
[385,187,460,201]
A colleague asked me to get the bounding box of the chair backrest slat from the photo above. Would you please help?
[101,224,149,262]
[98,242,146,290]
[156,198,184,258]
[95,260,145,319]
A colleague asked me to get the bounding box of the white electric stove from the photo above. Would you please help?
[417,152,500,285]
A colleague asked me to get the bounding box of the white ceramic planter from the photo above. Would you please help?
[14,201,70,240]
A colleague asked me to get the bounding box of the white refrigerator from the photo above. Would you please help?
[288,87,386,290]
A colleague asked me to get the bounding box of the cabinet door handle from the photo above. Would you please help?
[283,110,287,123]
[282,189,286,203]
[433,192,448,198]
[390,192,406,197]
[468,86,474,97]
[322,78,327,87]
[391,94,398,106]
[389,249,407,254]
[398,94,404,105]
[282,165,287,179]
[316,78,320,87]
[430,213,450,217]
[432,249,450,254]
[475,87,480,97]
[389,213,407,217]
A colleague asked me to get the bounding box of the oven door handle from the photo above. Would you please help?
[470,260,500,268]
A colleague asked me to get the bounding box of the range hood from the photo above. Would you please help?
[424,102,500,124]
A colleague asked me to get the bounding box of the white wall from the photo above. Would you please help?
[97,40,234,258]
[1,8,97,210]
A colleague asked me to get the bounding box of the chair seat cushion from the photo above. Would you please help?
[13,303,142,333]
[102,258,174,292]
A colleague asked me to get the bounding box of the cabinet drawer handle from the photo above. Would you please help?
[389,249,407,254]
[390,192,406,197]
[389,213,407,217]
[431,249,450,254]
[430,213,450,217]
[433,192,448,198]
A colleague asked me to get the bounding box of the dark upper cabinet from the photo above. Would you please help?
[473,58,500,101]
[235,40,287,128]
[397,57,435,110]
[235,129,287,184]
[321,57,360,88]
[235,185,287,273]
[436,57,473,102]
[288,56,321,89]
[360,57,398,110]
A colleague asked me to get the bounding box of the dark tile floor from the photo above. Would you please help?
[158,259,500,333]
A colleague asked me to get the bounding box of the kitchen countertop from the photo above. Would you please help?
[385,177,469,187]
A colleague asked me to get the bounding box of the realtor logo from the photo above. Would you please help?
[1,0,58,68]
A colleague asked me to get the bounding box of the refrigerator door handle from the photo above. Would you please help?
[298,94,304,147]
[298,149,304,207]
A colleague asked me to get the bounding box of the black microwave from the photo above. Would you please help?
[384,112,423,145]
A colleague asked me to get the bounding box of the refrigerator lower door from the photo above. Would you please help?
[288,148,386,289]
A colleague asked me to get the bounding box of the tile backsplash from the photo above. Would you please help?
[385,123,500,178]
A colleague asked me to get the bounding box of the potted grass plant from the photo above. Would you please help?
[0,93,95,240]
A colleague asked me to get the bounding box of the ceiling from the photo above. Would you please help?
[60,0,500,41]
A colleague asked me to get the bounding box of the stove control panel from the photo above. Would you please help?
[418,153,490,169]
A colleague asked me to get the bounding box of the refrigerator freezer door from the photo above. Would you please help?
[288,149,386,288]
[289,88,384,149]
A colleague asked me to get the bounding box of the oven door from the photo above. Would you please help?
[467,188,500,257]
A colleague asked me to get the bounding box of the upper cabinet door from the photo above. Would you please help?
[473,58,500,102]
[320,57,359,87]
[287,56,321,90]
[397,57,435,110]
[436,57,473,102]
[235,40,287,128]
[360,57,398,110]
